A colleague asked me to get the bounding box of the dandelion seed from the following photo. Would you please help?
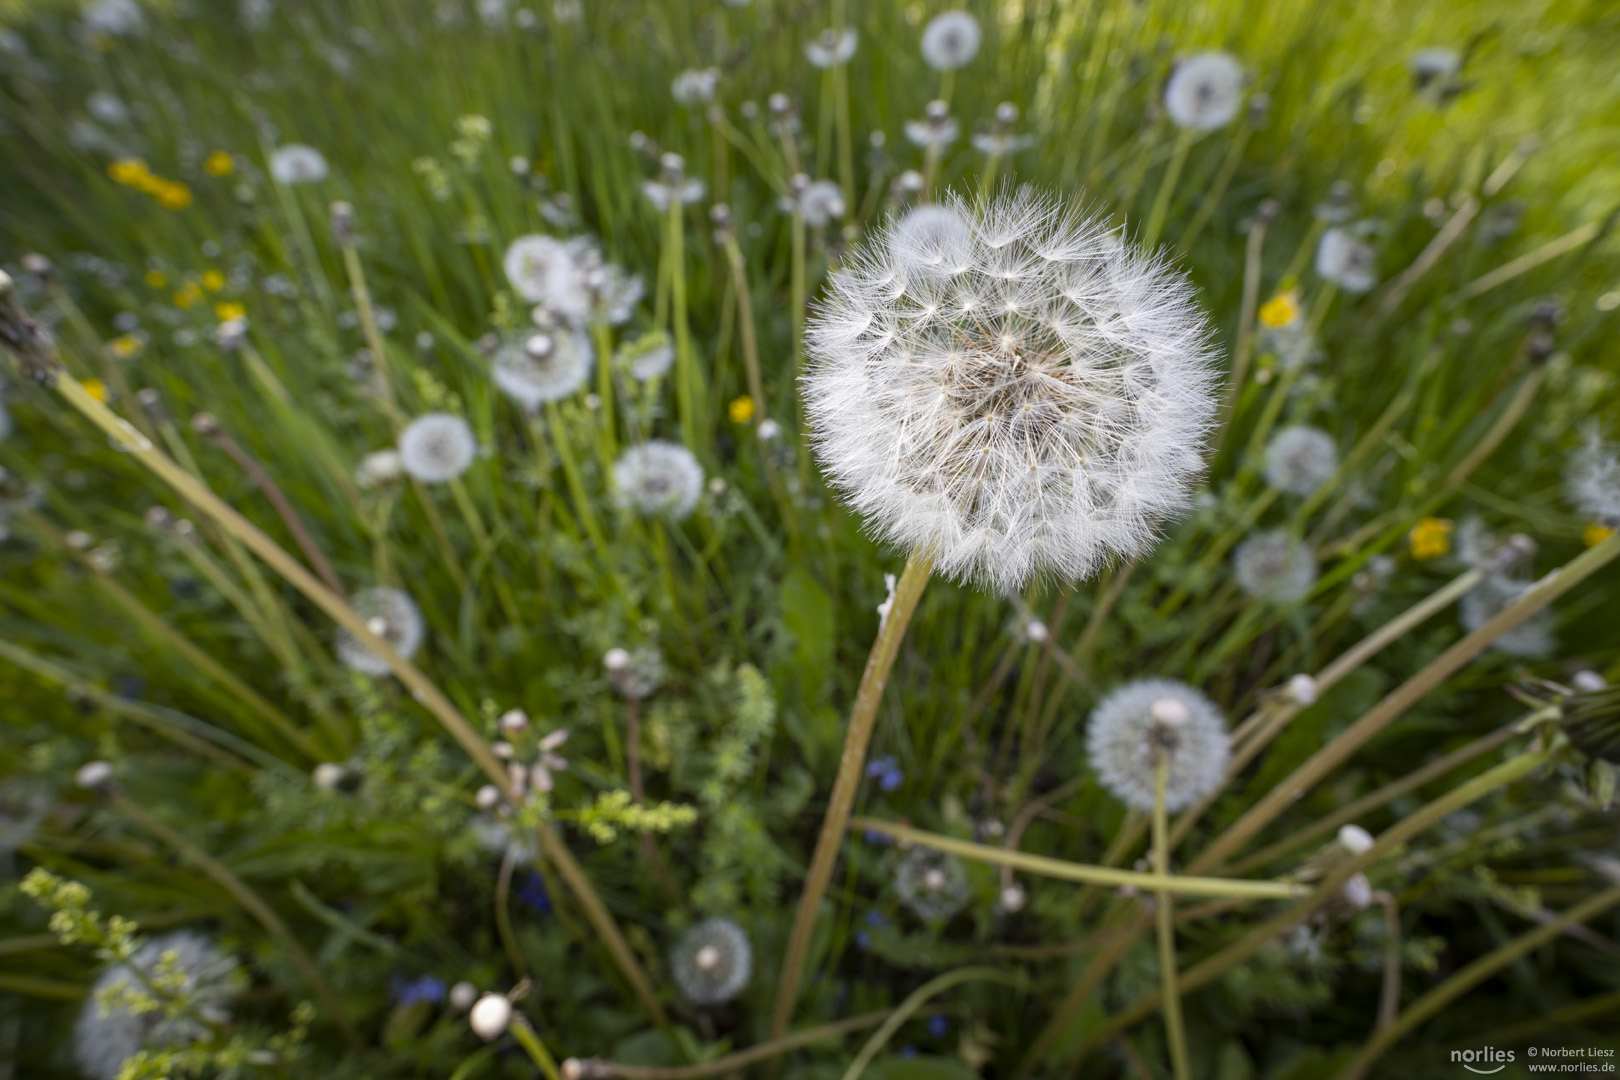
[671,67,720,106]
[1459,574,1554,657]
[895,847,970,920]
[398,413,477,483]
[1263,425,1338,496]
[604,645,666,700]
[1087,679,1230,812]
[613,441,704,520]
[803,189,1220,593]
[1315,227,1377,293]
[268,144,329,184]
[780,174,845,227]
[669,918,752,1006]
[1233,530,1317,602]
[492,330,593,409]
[806,27,857,69]
[335,586,425,675]
[1164,52,1245,131]
[904,100,959,149]
[75,932,239,1080]
[81,0,145,37]
[1566,431,1620,526]
[644,153,705,211]
[919,11,981,71]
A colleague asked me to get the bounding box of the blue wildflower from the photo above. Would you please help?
[865,755,904,791]
[389,974,446,1006]
[928,1013,948,1039]
[517,871,551,913]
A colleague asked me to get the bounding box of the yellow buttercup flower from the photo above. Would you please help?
[1259,289,1301,329]
[1585,523,1617,547]
[204,151,235,177]
[108,158,150,186]
[108,335,143,360]
[215,301,246,322]
[81,379,110,403]
[728,395,757,424]
[155,182,193,210]
[1408,517,1453,560]
[202,270,226,292]
[174,283,203,310]
[144,270,167,289]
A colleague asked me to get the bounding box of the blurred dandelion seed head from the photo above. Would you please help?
[1234,529,1318,602]
[398,413,477,483]
[920,11,981,71]
[895,847,970,920]
[670,917,751,1005]
[613,441,704,521]
[1087,678,1230,812]
[336,587,425,675]
[492,330,593,409]
[806,27,857,69]
[1264,425,1339,496]
[1164,51,1245,131]
[267,144,329,185]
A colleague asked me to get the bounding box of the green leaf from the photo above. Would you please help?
[780,567,835,694]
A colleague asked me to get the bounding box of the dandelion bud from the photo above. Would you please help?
[75,760,114,791]
[449,981,478,1011]
[1024,619,1048,644]
[468,993,512,1040]
[475,785,501,811]
[999,883,1027,912]
[1286,673,1318,706]
[312,762,346,791]
[1337,824,1375,854]
[189,411,220,436]
[329,200,356,244]
[1572,670,1607,693]
[603,647,630,672]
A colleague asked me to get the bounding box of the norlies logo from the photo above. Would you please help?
[1453,1048,1517,1074]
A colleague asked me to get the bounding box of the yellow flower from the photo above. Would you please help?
[202,270,226,292]
[174,284,203,310]
[215,301,246,322]
[81,379,109,403]
[108,335,142,360]
[728,395,757,424]
[1408,517,1453,561]
[1585,523,1617,547]
[204,151,235,177]
[144,270,167,289]
[1259,289,1301,328]
[155,182,193,210]
[108,158,150,186]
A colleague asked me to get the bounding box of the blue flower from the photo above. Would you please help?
[855,931,871,951]
[865,755,904,791]
[865,910,889,927]
[863,828,893,845]
[389,974,446,1007]
[928,1013,948,1039]
[517,871,552,913]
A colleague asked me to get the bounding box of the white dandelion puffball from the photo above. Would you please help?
[802,189,1221,593]
[1233,529,1317,602]
[670,918,752,1006]
[614,441,704,520]
[1263,425,1338,496]
[81,0,145,36]
[1567,432,1620,525]
[336,586,425,675]
[268,144,329,184]
[1316,227,1377,293]
[783,178,846,227]
[806,27,857,69]
[399,413,477,483]
[493,330,593,409]
[1164,51,1245,131]
[1087,678,1230,813]
[604,645,666,700]
[920,11,981,71]
[503,234,588,317]
[1460,575,1554,657]
[671,67,720,106]
[895,847,970,921]
[1409,47,1461,88]
[75,932,239,1080]
[625,336,675,381]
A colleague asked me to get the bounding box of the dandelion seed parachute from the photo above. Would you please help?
[1263,425,1338,496]
[1233,529,1318,602]
[1163,52,1245,131]
[335,586,425,675]
[492,330,593,409]
[1316,227,1377,293]
[895,847,970,921]
[267,144,329,185]
[398,413,477,483]
[802,189,1221,593]
[75,932,239,1080]
[1086,678,1230,813]
[919,11,981,71]
[613,441,704,521]
[670,918,752,1006]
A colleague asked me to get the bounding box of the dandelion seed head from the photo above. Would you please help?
[904,100,959,149]
[398,413,477,483]
[604,645,665,699]
[1409,47,1461,89]
[81,0,145,37]
[895,847,970,920]
[1086,678,1230,812]
[670,918,751,1005]
[492,330,593,409]
[1316,227,1377,293]
[1460,574,1555,657]
[1233,530,1317,602]
[267,144,329,185]
[1164,51,1245,131]
[920,11,981,71]
[613,441,704,521]
[802,189,1221,593]
[1567,431,1620,526]
[1263,425,1338,496]
[806,27,857,68]
[75,932,239,1080]
[335,587,425,675]
[503,234,587,315]
[782,176,846,227]
[1454,518,1535,575]
[671,67,720,106]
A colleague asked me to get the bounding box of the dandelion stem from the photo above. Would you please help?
[592,322,619,467]
[578,1011,890,1078]
[1153,758,1191,1080]
[1175,126,1251,252]
[1142,129,1194,249]
[509,1016,565,1080]
[1374,890,1402,1032]
[1031,560,1135,748]
[1214,212,1270,454]
[495,847,528,979]
[545,401,609,554]
[834,59,855,215]
[770,551,933,1042]
[112,793,360,1048]
[1454,219,1605,301]
[840,968,1017,1080]
[667,199,702,451]
[340,243,403,430]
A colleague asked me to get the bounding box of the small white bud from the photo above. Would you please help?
[1337,824,1375,855]
[492,741,515,760]
[1572,670,1607,693]
[312,763,345,791]
[1287,673,1319,706]
[449,981,479,1011]
[603,647,631,672]
[475,785,501,811]
[1341,873,1373,910]
[469,993,512,1040]
[499,709,529,733]
[999,884,1027,912]
[75,761,113,790]
[757,418,782,441]
[1025,619,1048,644]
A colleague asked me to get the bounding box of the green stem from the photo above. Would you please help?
[841,968,1017,1080]
[580,1012,889,1079]
[1154,758,1191,1080]
[510,1016,565,1080]
[1142,129,1194,248]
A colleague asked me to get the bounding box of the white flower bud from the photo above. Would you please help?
[499,709,529,733]
[312,763,345,791]
[475,785,501,811]
[1341,873,1373,910]
[449,981,479,1011]
[999,884,1027,912]
[75,761,113,790]
[469,993,512,1039]
[1337,824,1375,855]
[1287,673,1319,706]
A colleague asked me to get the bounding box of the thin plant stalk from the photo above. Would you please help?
[667,198,702,450]
[495,847,528,978]
[1031,561,1136,748]
[1142,129,1194,248]
[834,56,855,213]
[578,1012,889,1079]
[1454,219,1604,301]
[769,551,934,1041]
[1175,126,1251,251]
[1214,211,1267,454]
[546,400,609,553]
[840,968,1017,1080]
[510,1016,565,1080]
[1153,758,1191,1080]
[591,322,619,468]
